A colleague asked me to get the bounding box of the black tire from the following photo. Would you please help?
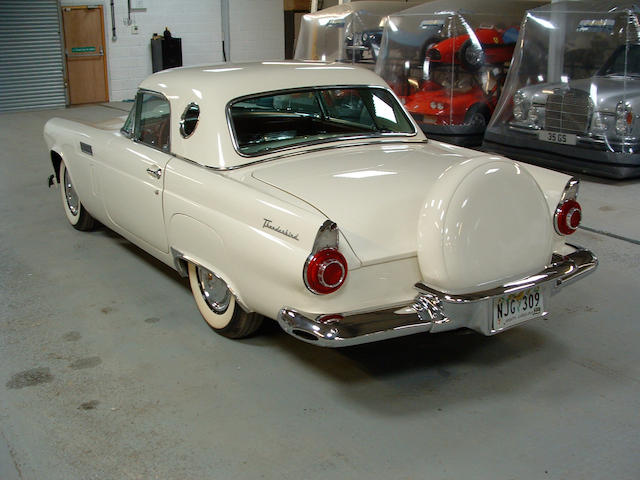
[188,262,263,339]
[460,39,484,72]
[59,160,96,231]
[464,104,491,129]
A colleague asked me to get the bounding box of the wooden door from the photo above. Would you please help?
[62,6,108,104]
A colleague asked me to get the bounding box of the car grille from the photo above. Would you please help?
[544,90,591,134]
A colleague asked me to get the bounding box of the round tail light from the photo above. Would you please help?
[555,199,581,235]
[305,248,348,295]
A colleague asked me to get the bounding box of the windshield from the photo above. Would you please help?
[597,44,640,77]
[229,87,415,156]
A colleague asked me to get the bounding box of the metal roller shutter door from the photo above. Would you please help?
[0,0,66,112]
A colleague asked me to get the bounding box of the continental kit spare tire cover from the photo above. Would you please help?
[417,157,553,295]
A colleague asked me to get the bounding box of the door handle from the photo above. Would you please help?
[146,166,162,179]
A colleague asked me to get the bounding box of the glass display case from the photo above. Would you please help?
[376,0,539,145]
[484,0,640,179]
[294,1,418,64]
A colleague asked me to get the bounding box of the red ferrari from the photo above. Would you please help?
[425,27,519,71]
[399,27,519,133]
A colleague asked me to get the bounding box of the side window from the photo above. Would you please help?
[121,102,135,137]
[135,91,171,152]
[180,103,200,138]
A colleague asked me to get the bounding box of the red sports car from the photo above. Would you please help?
[399,27,519,135]
[425,27,519,71]
[401,68,499,130]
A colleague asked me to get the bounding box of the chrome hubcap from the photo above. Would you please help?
[196,266,231,314]
[63,168,79,216]
[465,46,483,65]
[467,112,486,127]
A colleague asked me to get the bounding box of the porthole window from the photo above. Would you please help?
[180,103,200,138]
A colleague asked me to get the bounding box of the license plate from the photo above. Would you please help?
[538,130,577,145]
[493,286,544,331]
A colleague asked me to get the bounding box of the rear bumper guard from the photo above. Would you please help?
[277,245,597,347]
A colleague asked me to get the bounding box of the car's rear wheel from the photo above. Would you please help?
[187,262,262,339]
[59,160,96,231]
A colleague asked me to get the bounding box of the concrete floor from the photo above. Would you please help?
[1,103,639,480]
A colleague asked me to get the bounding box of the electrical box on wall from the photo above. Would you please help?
[132,0,146,11]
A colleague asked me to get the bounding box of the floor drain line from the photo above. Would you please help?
[579,225,640,246]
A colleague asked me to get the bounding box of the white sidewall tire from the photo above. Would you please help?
[188,262,235,330]
[60,161,81,226]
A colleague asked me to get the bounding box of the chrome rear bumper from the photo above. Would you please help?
[277,245,597,347]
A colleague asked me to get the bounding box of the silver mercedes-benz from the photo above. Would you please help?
[485,44,640,179]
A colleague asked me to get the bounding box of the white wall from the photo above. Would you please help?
[61,0,284,101]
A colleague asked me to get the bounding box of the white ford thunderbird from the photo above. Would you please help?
[44,62,597,347]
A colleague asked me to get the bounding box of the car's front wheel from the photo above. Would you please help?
[59,160,96,231]
[187,262,262,339]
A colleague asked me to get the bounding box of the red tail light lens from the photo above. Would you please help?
[305,248,348,295]
[555,199,581,235]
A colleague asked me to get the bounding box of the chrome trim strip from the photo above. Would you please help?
[225,85,418,159]
[311,220,339,254]
[170,247,188,276]
[561,177,580,202]
[277,245,597,347]
[168,139,429,172]
[124,88,173,154]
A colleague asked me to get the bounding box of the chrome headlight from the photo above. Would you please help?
[513,90,527,121]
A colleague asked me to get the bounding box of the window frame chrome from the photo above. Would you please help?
[123,88,172,154]
[179,102,200,139]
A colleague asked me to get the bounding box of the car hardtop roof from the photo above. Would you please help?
[136,61,407,171]
[139,61,390,102]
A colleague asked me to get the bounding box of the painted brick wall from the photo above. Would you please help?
[62,0,284,102]
[229,0,284,62]
[106,0,224,101]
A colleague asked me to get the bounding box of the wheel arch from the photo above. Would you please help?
[464,102,492,125]
[50,150,63,183]
[167,214,252,311]
[466,102,491,118]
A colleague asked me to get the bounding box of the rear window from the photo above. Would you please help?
[228,87,415,156]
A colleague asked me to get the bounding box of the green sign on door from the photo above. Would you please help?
[71,46,96,53]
